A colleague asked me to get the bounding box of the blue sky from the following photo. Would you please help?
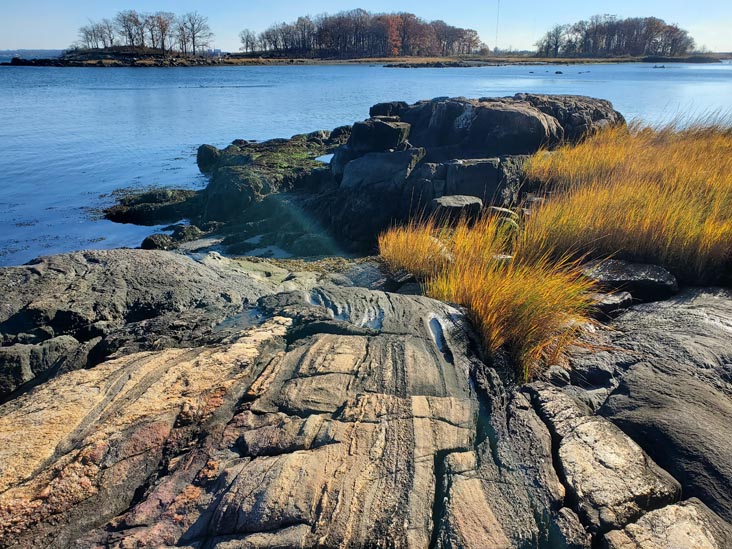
[1,0,730,52]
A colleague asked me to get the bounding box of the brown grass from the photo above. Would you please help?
[524,120,732,282]
[380,120,732,379]
[379,215,597,381]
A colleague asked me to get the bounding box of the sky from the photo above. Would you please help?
[1,0,731,53]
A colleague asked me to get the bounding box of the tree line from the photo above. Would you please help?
[77,11,213,56]
[239,9,486,58]
[536,15,695,58]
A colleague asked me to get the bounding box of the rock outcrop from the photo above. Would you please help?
[1,250,730,547]
[104,94,625,255]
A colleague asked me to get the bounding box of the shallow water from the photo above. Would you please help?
[1,61,731,266]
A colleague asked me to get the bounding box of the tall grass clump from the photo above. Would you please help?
[524,119,732,282]
[378,215,597,381]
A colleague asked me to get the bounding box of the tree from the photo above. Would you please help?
[535,15,695,58]
[154,12,176,55]
[181,12,213,55]
[239,29,257,52]
[115,10,139,47]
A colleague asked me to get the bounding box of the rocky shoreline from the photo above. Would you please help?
[105,94,623,256]
[3,53,722,69]
[1,94,731,547]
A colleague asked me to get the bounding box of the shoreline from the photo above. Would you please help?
[2,53,725,68]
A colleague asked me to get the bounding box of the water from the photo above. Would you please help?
[1,62,731,266]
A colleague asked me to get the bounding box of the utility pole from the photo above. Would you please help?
[495,0,501,53]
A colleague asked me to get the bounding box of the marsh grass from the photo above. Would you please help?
[379,119,732,379]
[524,119,732,282]
[379,215,597,381]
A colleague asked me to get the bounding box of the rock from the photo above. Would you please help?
[104,188,201,226]
[394,96,565,159]
[0,250,342,399]
[0,335,81,397]
[347,118,411,153]
[1,251,728,547]
[526,383,681,533]
[559,416,680,533]
[201,135,334,222]
[197,144,221,172]
[369,101,409,117]
[584,259,679,302]
[430,195,483,222]
[583,289,732,522]
[592,291,634,318]
[602,499,732,549]
[340,148,425,192]
[445,158,502,199]
[332,148,426,246]
[0,267,487,547]
[514,93,626,142]
[565,288,732,526]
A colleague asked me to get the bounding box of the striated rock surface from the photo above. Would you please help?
[602,498,732,549]
[0,249,350,399]
[1,252,731,547]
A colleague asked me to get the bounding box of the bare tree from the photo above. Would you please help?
[175,18,190,55]
[115,10,138,46]
[182,12,213,56]
[239,29,257,52]
[156,12,176,55]
[99,19,116,48]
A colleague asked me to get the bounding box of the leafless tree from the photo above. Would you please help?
[239,29,257,52]
[181,12,213,55]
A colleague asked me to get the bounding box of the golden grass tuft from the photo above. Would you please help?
[379,215,597,381]
[380,120,732,380]
[523,119,732,282]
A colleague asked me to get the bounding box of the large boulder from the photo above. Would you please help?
[347,118,411,153]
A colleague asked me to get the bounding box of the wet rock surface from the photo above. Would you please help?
[1,250,730,547]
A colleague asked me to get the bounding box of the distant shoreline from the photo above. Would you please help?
[2,53,726,69]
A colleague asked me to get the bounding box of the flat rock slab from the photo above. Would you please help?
[583,259,678,302]
[602,498,732,549]
[430,195,484,222]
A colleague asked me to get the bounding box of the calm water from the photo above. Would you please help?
[1,62,731,266]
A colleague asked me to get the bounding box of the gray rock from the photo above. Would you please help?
[602,498,732,549]
[0,250,339,398]
[526,383,681,533]
[445,158,502,199]
[340,148,425,192]
[584,259,679,302]
[430,195,483,222]
[347,118,411,153]
[570,288,732,522]
[592,291,634,318]
[197,144,221,172]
